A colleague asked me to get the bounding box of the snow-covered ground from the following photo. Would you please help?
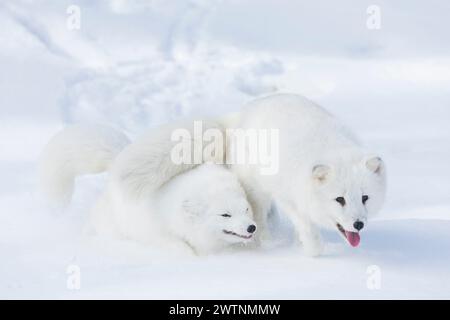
[1,1,450,299]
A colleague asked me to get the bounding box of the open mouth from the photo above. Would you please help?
[336,223,360,247]
[223,230,253,239]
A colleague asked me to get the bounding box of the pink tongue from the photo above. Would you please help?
[344,231,360,247]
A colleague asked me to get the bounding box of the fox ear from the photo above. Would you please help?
[365,156,384,175]
[312,164,331,183]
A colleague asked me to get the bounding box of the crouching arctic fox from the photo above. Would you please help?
[39,125,257,255]
[110,94,387,256]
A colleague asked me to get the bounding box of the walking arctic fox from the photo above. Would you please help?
[226,94,387,256]
[39,125,257,255]
[101,94,387,256]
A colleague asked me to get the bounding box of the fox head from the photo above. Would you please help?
[308,155,386,247]
[182,193,257,245]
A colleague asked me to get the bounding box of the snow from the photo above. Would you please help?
[1,0,450,299]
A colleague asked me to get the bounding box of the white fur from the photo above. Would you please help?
[110,120,225,200]
[39,125,256,255]
[91,164,256,255]
[123,94,387,256]
[224,94,387,255]
[38,124,130,207]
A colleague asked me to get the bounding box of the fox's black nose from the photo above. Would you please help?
[353,221,364,231]
[247,225,256,233]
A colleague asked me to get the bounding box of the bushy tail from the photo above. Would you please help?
[39,124,131,207]
[111,119,226,199]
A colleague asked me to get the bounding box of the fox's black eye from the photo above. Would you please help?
[335,197,346,206]
[221,213,231,218]
[362,195,369,204]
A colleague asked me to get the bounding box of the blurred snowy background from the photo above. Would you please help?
[1,0,450,299]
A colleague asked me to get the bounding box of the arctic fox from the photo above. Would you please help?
[225,94,387,256]
[110,94,387,256]
[39,125,257,255]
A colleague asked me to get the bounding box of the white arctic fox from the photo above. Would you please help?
[225,94,387,256]
[109,94,387,256]
[39,125,257,255]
